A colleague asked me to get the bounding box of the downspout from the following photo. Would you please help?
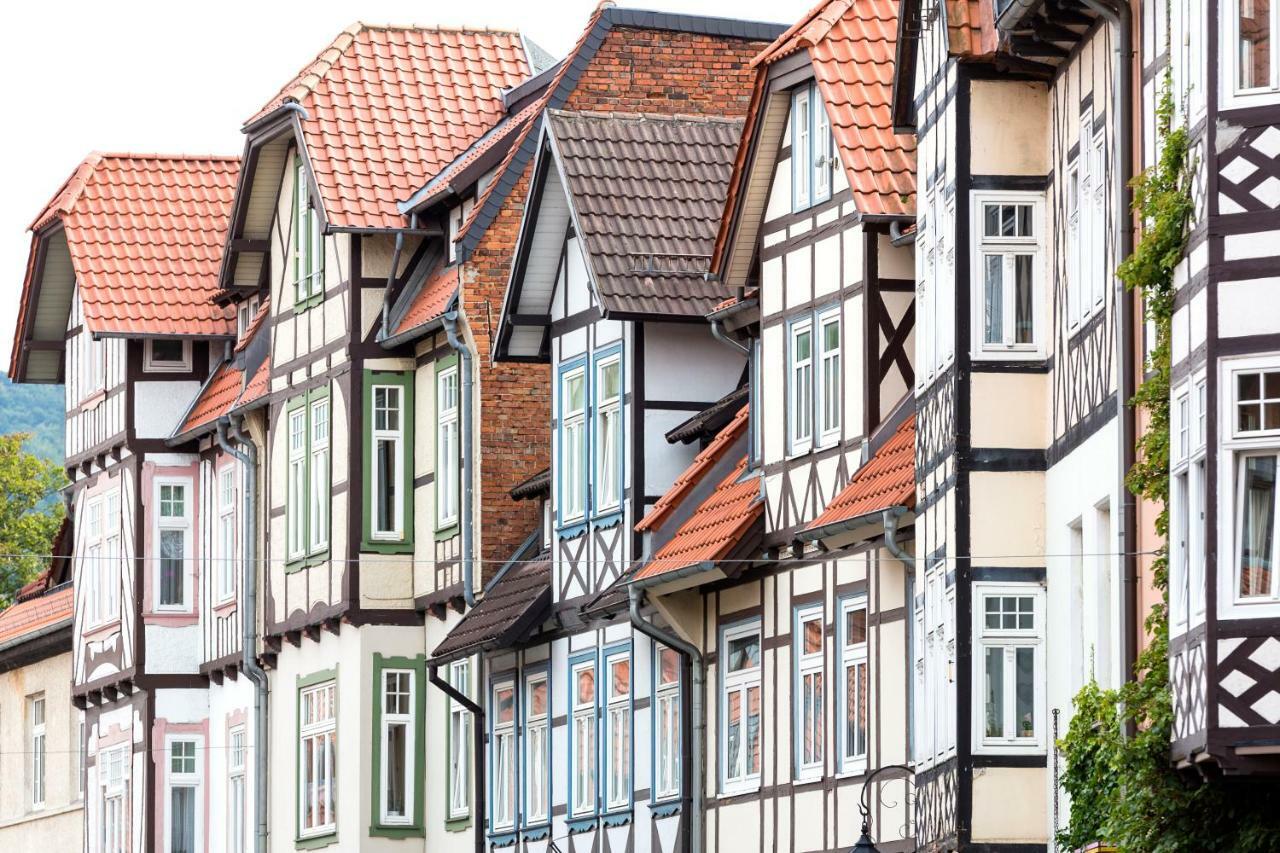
[430,663,485,853]
[217,416,269,853]
[381,212,419,337]
[629,585,703,853]
[442,307,476,607]
[710,316,754,471]
[1081,0,1137,695]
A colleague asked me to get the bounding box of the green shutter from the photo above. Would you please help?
[362,370,415,553]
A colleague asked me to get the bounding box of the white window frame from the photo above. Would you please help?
[143,339,192,373]
[101,745,127,853]
[293,157,324,305]
[813,93,832,203]
[524,670,550,826]
[165,736,201,853]
[817,306,841,447]
[720,620,762,795]
[83,495,104,627]
[559,364,588,526]
[491,678,517,832]
[1224,0,1280,109]
[217,465,237,603]
[971,191,1045,359]
[972,584,1046,754]
[154,478,192,612]
[654,644,681,802]
[1066,155,1082,327]
[794,604,825,780]
[371,384,406,541]
[29,694,46,809]
[229,726,246,853]
[298,681,337,838]
[594,352,623,516]
[379,669,415,826]
[1170,375,1208,634]
[917,563,956,767]
[447,660,471,820]
[437,366,460,529]
[793,86,812,209]
[287,407,307,561]
[308,396,330,553]
[604,649,632,812]
[236,295,260,341]
[788,317,814,455]
[1088,129,1108,313]
[569,658,597,818]
[838,597,869,774]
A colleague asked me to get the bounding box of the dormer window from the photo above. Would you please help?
[236,295,260,340]
[143,339,191,373]
[792,82,835,211]
[293,155,324,308]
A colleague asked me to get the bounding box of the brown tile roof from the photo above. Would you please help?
[14,153,239,353]
[510,467,551,501]
[249,24,531,230]
[387,264,458,341]
[430,553,552,662]
[547,110,742,317]
[666,386,749,445]
[0,585,73,648]
[804,413,915,536]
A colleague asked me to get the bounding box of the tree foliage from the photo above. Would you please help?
[0,431,65,608]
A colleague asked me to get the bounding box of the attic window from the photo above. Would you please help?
[792,82,835,212]
[144,339,192,372]
[237,296,260,340]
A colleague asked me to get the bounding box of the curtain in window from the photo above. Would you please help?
[160,530,183,605]
[1241,455,1277,597]
[171,786,195,853]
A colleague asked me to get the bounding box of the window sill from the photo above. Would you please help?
[82,619,122,642]
[972,348,1043,362]
[521,823,551,840]
[80,389,107,411]
[285,552,330,574]
[369,823,423,839]
[558,521,588,541]
[719,781,761,799]
[434,523,459,543]
[566,816,598,834]
[213,597,237,616]
[651,800,681,818]
[971,742,1046,757]
[295,831,338,850]
[489,830,519,847]
[361,538,413,555]
[601,810,633,827]
[444,815,472,833]
[145,610,197,626]
[591,510,623,530]
[292,293,324,313]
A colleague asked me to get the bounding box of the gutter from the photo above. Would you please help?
[628,586,703,853]
[429,663,485,853]
[795,506,914,544]
[1080,0,1137,702]
[216,417,269,853]
[442,305,477,607]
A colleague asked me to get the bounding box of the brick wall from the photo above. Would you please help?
[462,24,769,579]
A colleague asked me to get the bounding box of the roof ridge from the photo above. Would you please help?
[350,21,523,34]
[550,108,744,125]
[91,151,240,162]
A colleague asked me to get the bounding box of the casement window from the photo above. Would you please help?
[380,670,415,825]
[78,718,85,800]
[309,396,329,553]
[29,694,45,809]
[84,496,103,625]
[79,331,105,400]
[168,738,199,853]
[236,295,260,341]
[794,605,825,779]
[437,361,460,530]
[559,363,588,527]
[792,82,834,210]
[594,351,623,516]
[229,727,246,853]
[217,466,236,602]
[1066,159,1081,325]
[1066,118,1107,329]
[653,644,681,802]
[1171,378,1208,631]
[839,598,869,773]
[101,746,127,853]
[750,339,763,467]
[788,318,814,454]
[447,660,471,821]
[491,680,516,832]
[912,594,926,763]
[287,385,331,564]
[293,155,324,307]
[144,339,192,373]
[1088,132,1107,311]
[370,380,407,541]
[721,621,762,794]
[156,480,191,610]
[973,193,1044,356]
[523,671,550,826]
[604,649,632,811]
[1229,0,1280,101]
[287,406,307,559]
[1228,363,1280,607]
[298,680,337,838]
[918,564,956,764]
[817,307,841,445]
[974,585,1046,752]
[447,198,475,264]
[569,658,597,818]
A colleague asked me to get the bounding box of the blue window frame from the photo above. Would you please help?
[556,343,626,536]
[557,356,589,535]
[791,82,834,212]
[567,651,598,825]
[592,344,625,523]
[602,642,633,817]
[522,667,551,831]
[652,642,682,805]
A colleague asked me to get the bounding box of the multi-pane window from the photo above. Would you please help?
[1231,365,1280,604]
[654,645,681,802]
[230,727,246,853]
[818,308,841,444]
[372,384,405,539]
[1066,120,1108,329]
[722,621,762,793]
[976,588,1045,750]
[299,681,337,837]
[792,82,834,210]
[975,194,1042,354]
[101,746,127,853]
[840,598,869,772]
[447,660,471,820]
[1233,0,1278,95]
[570,659,597,817]
[595,354,622,514]
[380,670,414,825]
[524,672,550,826]
[560,366,587,525]
[144,338,192,373]
[605,651,631,811]
[491,680,516,832]
[917,564,956,764]
[287,406,307,559]
[293,156,324,306]
[29,694,45,808]
[309,396,329,553]
[795,605,824,778]
[790,308,840,453]
[789,319,814,453]
[169,739,198,853]
[437,365,460,529]
[217,467,236,602]
[1171,378,1208,629]
[157,481,189,609]
[84,493,120,626]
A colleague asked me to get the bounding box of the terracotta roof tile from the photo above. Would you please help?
[389,264,458,339]
[234,296,269,354]
[430,553,551,662]
[236,358,271,410]
[178,361,244,436]
[945,0,998,57]
[21,153,239,340]
[251,25,531,230]
[805,413,915,535]
[0,585,73,647]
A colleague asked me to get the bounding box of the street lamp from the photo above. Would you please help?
[851,764,913,853]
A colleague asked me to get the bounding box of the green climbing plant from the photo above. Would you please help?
[1056,72,1280,853]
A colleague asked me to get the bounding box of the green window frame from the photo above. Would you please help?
[435,354,461,539]
[286,385,331,572]
[363,370,415,552]
[444,658,473,831]
[293,154,325,310]
[370,654,427,838]
[295,668,338,850]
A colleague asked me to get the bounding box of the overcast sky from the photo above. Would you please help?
[0,0,801,360]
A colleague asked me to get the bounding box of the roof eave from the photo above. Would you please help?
[796,505,915,545]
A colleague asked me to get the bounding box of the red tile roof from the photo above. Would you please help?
[0,585,73,647]
[250,24,531,230]
[805,413,915,535]
[173,351,273,440]
[945,0,998,57]
[18,153,239,342]
[234,297,269,354]
[635,407,763,582]
[389,264,459,340]
[238,359,270,409]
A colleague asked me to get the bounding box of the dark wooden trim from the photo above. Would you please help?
[971,566,1047,583]
[964,447,1047,472]
[969,173,1051,191]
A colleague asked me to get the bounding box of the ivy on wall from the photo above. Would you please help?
[1056,73,1280,853]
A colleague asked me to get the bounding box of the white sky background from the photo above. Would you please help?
[0,0,804,357]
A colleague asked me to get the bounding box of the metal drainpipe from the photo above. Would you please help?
[628,585,703,853]
[216,416,269,853]
[429,663,485,853]
[442,308,476,607]
[710,316,754,469]
[1081,0,1137,693]
[381,212,418,336]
